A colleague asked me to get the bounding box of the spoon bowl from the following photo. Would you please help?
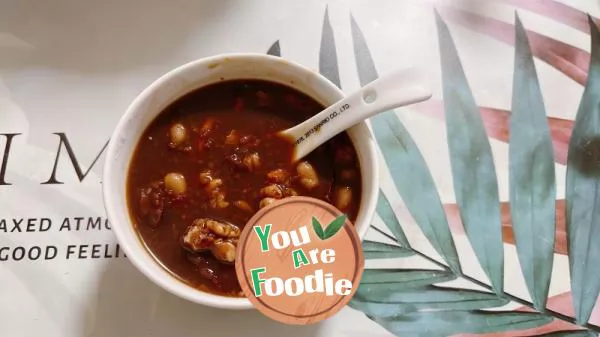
[103,53,381,310]
[278,67,432,162]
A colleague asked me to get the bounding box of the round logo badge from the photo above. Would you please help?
[235,196,364,325]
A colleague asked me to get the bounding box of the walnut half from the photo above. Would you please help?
[181,218,240,263]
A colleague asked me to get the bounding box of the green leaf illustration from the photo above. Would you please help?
[567,15,600,325]
[359,269,456,286]
[319,6,340,88]
[311,217,325,240]
[266,40,280,57]
[375,190,410,248]
[350,13,461,275]
[350,286,508,317]
[509,14,556,310]
[355,285,506,304]
[374,311,552,335]
[322,214,347,239]
[435,10,504,294]
[362,241,414,260]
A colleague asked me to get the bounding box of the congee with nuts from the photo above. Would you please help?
[127,79,362,297]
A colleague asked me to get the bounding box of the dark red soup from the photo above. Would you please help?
[126,79,362,297]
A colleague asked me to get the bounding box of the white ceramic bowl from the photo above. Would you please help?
[102,53,379,310]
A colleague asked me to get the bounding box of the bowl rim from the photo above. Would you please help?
[102,52,379,310]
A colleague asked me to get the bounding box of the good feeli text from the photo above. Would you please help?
[1,216,126,262]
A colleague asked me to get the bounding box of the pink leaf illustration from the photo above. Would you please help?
[452,292,600,336]
[443,200,567,255]
[437,5,590,85]
[496,0,599,34]
[414,100,573,165]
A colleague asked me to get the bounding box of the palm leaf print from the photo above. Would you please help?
[349,12,462,275]
[265,3,600,336]
[566,15,600,326]
[349,8,599,337]
[435,9,504,294]
[509,14,557,311]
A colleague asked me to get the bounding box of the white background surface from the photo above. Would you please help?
[1,0,598,336]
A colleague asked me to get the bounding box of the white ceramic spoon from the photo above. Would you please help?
[278,67,433,162]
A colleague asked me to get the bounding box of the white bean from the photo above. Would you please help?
[260,184,283,199]
[169,123,187,146]
[259,197,276,209]
[164,172,187,195]
[212,241,237,263]
[335,186,352,211]
[297,161,319,190]
[234,200,254,213]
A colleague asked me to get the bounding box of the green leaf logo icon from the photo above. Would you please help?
[312,217,325,240]
[312,215,347,240]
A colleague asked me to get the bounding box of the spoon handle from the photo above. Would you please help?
[279,67,433,162]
